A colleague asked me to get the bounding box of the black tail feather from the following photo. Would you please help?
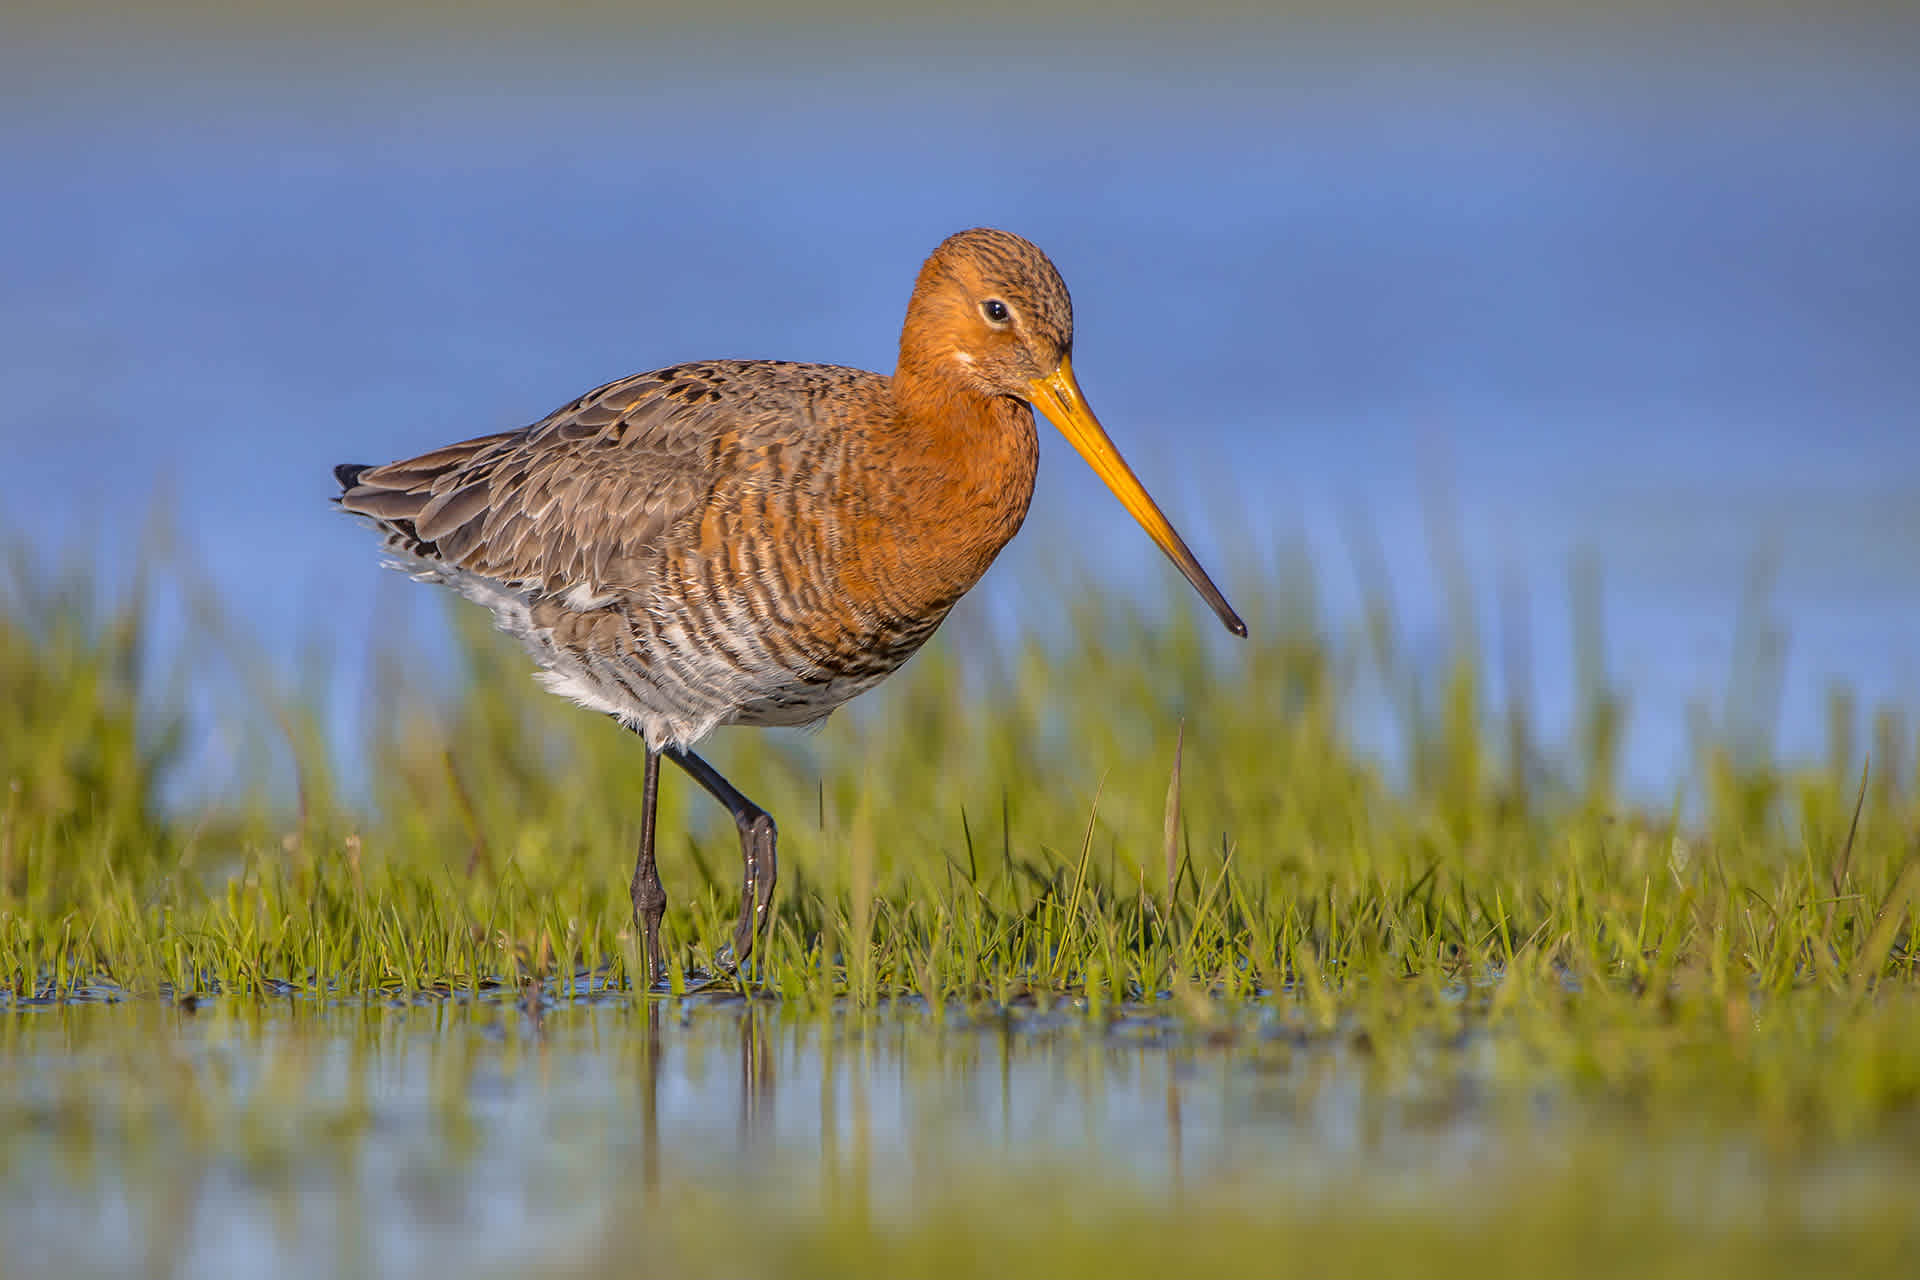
[334,463,370,490]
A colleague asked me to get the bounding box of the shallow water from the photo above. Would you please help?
[0,986,1612,1276]
[6,986,1917,1276]
[0,992,1426,1274]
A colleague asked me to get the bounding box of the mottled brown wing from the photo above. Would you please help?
[337,363,776,598]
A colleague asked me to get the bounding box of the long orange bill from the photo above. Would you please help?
[1027,356,1248,638]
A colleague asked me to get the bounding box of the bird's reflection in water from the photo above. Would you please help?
[630,997,777,1188]
[636,1000,664,1198]
[738,1001,775,1156]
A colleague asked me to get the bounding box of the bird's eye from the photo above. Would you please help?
[980,299,1011,325]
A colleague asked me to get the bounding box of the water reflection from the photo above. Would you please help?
[0,991,1497,1276]
[8,987,1918,1274]
[637,999,663,1198]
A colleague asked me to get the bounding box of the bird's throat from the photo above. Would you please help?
[860,367,1039,622]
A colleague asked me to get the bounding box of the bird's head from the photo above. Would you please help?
[902,228,1246,639]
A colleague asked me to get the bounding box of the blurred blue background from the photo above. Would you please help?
[4,5,1916,801]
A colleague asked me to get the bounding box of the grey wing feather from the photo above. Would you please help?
[336,367,740,597]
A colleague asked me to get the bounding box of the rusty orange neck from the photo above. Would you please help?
[855,352,1037,620]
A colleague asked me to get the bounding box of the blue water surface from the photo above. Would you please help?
[3,15,1917,802]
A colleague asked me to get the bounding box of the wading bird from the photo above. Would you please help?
[335,228,1245,984]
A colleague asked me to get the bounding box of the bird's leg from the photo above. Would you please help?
[630,746,668,988]
[665,747,778,971]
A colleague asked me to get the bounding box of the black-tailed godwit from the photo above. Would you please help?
[336,228,1245,983]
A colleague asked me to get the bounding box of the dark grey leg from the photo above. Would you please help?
[665,746,778,969]
[630,747,667,986]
